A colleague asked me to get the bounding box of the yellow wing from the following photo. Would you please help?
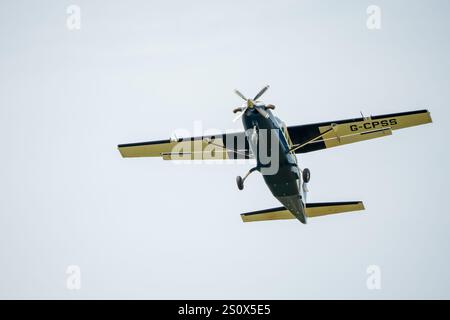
[118,132,251,160]
[287,109,432,153]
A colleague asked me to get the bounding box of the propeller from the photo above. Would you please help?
[232,85,271,122]
[234,89,247,101]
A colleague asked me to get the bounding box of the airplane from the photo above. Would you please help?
[118,85,432,224]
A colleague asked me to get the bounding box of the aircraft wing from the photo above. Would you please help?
[287,109,432,153]
[118,131,251,160]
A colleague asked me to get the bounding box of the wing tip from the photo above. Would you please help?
[117,145,128,158]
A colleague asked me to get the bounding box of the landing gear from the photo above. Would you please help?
[302,168,310,183]
[236,167,258,191]
[301,168,311,204]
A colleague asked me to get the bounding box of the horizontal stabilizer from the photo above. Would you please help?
[241,201,364,223]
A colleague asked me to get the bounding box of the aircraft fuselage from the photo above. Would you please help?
[242,107,307,223]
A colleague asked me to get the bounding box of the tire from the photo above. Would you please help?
[302,168,310,183]
[236,176,244,190]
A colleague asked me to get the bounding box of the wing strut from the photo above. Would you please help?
[203,138,250,158]
[289,124,337,153]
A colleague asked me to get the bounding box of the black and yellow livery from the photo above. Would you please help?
[118,86,432,224]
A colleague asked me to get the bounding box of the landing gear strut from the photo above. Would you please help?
[236,167,258,190]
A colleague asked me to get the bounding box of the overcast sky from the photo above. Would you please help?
[0,0,449,299]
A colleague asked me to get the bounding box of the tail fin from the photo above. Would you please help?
[240,201,364,223]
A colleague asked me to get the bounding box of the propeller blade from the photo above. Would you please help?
[234,89,247,101]
[253,85,270,101]
[233,107,247,122]
[256,107,270,119]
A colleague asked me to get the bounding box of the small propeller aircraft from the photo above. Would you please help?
[118,86,432,224]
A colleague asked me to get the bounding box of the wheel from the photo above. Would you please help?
[236,176,244,190]
[302,168,310,183]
